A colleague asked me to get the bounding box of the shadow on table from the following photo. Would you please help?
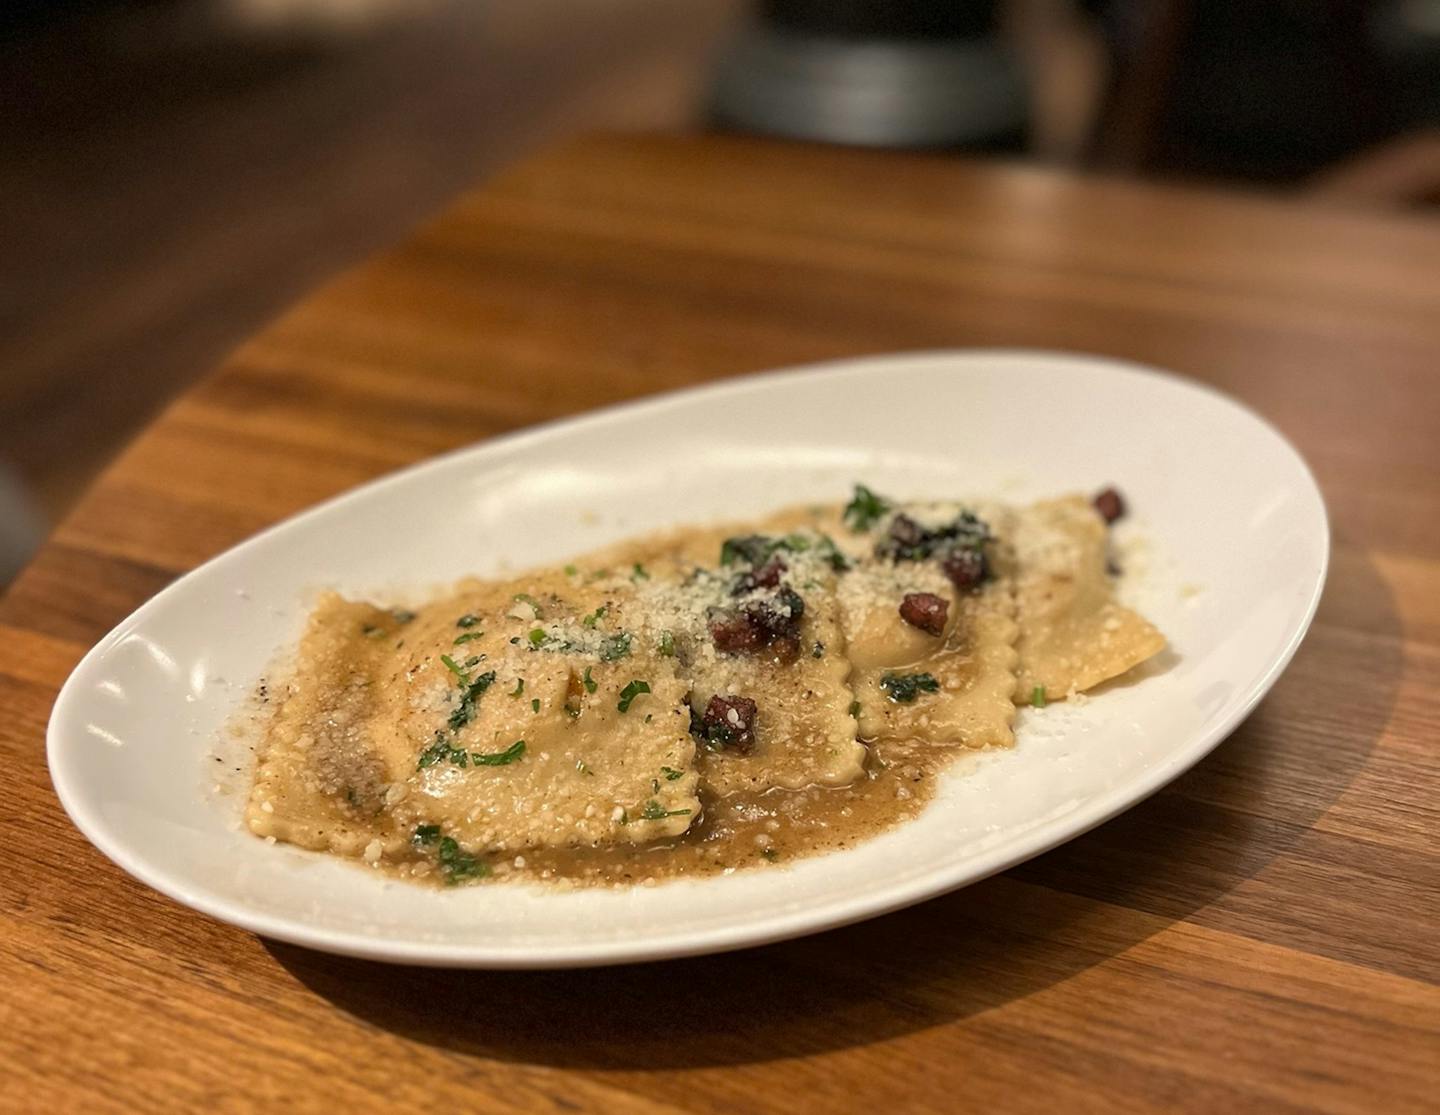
[269,542,1400,1070]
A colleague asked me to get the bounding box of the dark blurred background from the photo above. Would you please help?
[4,0,1438,582]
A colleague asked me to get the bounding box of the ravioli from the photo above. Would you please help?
[248,573,700,864]
[1008,496,1166,699]
[818,501,1020,748]
[625,529,865,794]
[246,595,401,856]
[244,483,1166,888]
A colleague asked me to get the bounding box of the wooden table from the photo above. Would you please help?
[3,133,1436,1114]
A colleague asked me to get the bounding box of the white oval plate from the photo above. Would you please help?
[49,351,1328,968]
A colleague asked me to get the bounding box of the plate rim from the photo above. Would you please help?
[46,348,1331,968]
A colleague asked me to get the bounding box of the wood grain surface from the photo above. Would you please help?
[2,133,1437,1114]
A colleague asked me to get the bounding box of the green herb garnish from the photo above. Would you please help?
[390,608,417,625]
[528,627,549,648]
[510,678,525,697]
[447,670,497,731]
[631,563,650,581]
[563,564,578,576]
[453,631,484,645]
[660,766,684,781]
[879,672,941,704]
[412,824,441,846]
[456,613,480,628]
[812,641,825,659]
[636,799,691,822]
[1031,685,1047,709]
[719,532,810,568]
[617,679,651,713]
[418,732,467,769]
[440,654,470,683]
[582,605,608,628]
[658,631,675,657]
[531,698,541,713]
[436,836,489,884]
[471,739,526,766]
[842,484,890,531]
[598,632,632,661]
[816,533,851,572]
[582,666,597,694]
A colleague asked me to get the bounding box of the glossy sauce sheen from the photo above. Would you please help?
[241,495,1163,887]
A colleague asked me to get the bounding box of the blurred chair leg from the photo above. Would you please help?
[0,467,45,585]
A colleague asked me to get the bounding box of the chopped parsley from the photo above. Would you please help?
[598,631,632,661]
[418,732,468,769]
[411,825,488,883]
[843,484,890,531]
[582,605,608,628]
[527,627,549,648]
[660,766,684,781]
[617,679,651,713]
[563,564,578,576]
[531,698,541,713]
[436,836,489,884]
[582,666,597,694]
[439,654,471,683]
[880,672,941,704]
[421,728,523,769]
[361,624,386,639]
[637,799,691,822]
[447,670,497,731]
[631,563,650,581]
[464,655,481,667]
[719,536,761,567]
[471,739,526,766]
[452,631,484,645]
[719,532,814,568]
[455,613,480,628]
[1031,685,1047,709]
[510,678,525,697]
[390,608,417,625]
[658,630,675,657]
[816,533,851,572]
[878,509,990,563]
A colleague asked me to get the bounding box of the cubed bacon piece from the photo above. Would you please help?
[1093,487,1125,524]
[707,587,806,663]
[940,547,987,590]
[899,592,949,636]
[693,694,758,754]
[731,556,787,595]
